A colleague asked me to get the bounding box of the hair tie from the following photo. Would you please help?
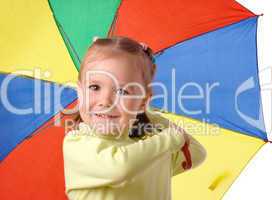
[139,42,148,51]
[139,42,156,64]
[151,56,156,64]
[93,36,100,42]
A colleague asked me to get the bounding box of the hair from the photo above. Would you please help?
[63,36,157,138]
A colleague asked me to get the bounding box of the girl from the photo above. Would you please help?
[63,36,206,200]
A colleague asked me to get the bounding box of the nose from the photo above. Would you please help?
[98,89,115,108]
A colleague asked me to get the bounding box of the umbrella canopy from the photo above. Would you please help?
[0,0,270,200]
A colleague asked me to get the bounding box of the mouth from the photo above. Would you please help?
[94,113,120,119]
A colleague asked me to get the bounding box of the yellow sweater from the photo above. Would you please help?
[63,110,206,200]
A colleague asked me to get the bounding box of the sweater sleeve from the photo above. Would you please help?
[171,133,207,177]
[144,107,207,176]
[63,126,185,193]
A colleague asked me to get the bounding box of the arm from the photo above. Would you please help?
[63,126,185,192]
[144,107,207,176]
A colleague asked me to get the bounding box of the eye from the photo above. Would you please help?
[88,84,100,91]
[116,88,129,95]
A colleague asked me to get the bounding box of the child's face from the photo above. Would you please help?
[77,55,149,136]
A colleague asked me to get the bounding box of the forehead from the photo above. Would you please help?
[81,55,144,84]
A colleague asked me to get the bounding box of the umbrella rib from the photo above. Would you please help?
[55,19,82,66]
[107,0,124,37]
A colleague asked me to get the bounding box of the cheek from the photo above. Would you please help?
[80,91,97,111]
[88,92,96,105]
[118,98,143,115]
[117,99,143,127]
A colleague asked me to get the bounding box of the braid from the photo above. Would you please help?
[129,42,156,139]
[129,112,152,138]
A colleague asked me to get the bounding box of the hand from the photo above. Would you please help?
[169,122,186,136]
[169,123,191,148]
[145,109,170,128]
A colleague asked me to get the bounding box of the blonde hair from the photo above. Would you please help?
[65,36,157,138]
[79,36,156,92]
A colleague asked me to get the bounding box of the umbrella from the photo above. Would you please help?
[0,0,270,199]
